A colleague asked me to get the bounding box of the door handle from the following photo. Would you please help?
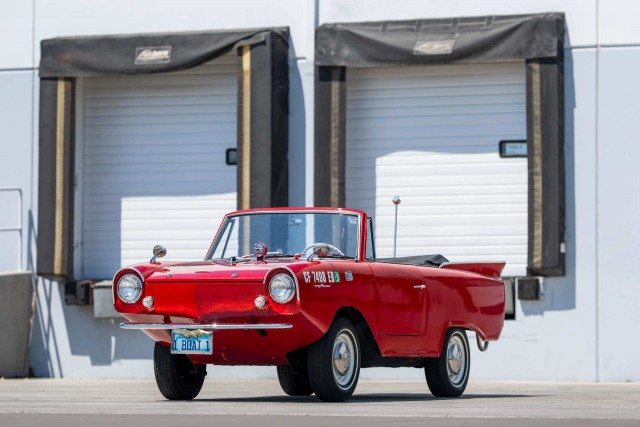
[413,284,426,289]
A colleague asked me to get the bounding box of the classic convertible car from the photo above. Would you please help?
[114,208,505,402]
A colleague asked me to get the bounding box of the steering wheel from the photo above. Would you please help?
[302,243,345,258]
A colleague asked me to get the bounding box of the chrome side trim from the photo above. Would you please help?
[120,323,293,330]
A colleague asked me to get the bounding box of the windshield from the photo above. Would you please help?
[207,212,360,260]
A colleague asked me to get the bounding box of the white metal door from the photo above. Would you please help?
[346,63,527,276]
[80,55,237,279]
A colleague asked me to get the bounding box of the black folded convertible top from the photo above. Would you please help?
[376,254,449,267]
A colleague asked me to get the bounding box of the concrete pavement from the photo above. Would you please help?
[1,379,639,426]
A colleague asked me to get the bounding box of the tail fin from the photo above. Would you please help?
[439,262,505,279]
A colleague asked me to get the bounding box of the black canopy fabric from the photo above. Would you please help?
[40,27,288,77]
[316,13,564,67]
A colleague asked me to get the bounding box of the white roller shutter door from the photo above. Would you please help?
[346,63,527,276]
[79,55,237,279]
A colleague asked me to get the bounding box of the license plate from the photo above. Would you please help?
[171,329,213,355]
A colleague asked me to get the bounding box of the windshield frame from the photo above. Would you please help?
[204,209,365,262]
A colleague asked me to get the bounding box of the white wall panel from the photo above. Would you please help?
[319,0,596,48]
[0,72,34,272]
[0,190,22,272]
[0,2,34,69]
[596,47,640,381]
[288,58,311,207]
[80,56,237,279]
[34,0,309,61]
[599,1,640,46]
[346,63,528,276]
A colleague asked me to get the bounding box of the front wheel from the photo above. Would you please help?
[154,342,206,400]
[307,317,361,402]
[425,329,470,397]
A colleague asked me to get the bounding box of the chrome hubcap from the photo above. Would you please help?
[332,330,357,389]
[448,343,462,374]
[334,342,351,374]
[446,334,467,387]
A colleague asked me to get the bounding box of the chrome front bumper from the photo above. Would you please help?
[120,323,293,330]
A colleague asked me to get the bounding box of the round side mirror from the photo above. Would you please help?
[153,245,167,258]
[150,245,167,263]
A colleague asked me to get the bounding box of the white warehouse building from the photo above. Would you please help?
[0,0,638,382]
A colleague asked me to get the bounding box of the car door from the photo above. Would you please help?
[369,262,427,335]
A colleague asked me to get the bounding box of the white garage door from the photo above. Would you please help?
[346,62,527,277]
[79,55,237,279]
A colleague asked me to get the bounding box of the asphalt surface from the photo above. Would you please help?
[1,379,639,426]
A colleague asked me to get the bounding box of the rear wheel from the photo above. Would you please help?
[425,329,470,397]
[307,317,360,402]
[154,342,206,400]
[277,361,313,396]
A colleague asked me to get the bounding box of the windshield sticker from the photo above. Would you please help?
[303,271,341,285]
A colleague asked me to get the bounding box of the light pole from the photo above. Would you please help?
[392,195,401,258]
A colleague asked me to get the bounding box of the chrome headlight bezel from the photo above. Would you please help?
[117,273,143,304]
[268,273,296,304]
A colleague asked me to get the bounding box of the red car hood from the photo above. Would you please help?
[130,259,306,285]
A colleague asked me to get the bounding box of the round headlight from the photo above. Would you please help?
[117,274,143,304]
[268,273,296,304]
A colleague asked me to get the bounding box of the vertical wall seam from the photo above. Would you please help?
[594,0,601,383]
[53,79,65,275]
[241,45,251,210]
[26,0,38,377]
[330,68,340,207]
[29,0,37,273]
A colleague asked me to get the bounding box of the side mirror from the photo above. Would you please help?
[150,245,167,263]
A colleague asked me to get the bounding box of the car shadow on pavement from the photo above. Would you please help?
[194,393,537,403]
